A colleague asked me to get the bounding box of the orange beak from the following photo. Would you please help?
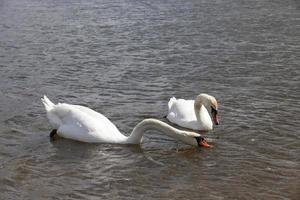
[199,140,211,148]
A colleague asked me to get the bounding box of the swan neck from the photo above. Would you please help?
[194,99,204,121]
[194,98,213,130]
[126,119,183,144]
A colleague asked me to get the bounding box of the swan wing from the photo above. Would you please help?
[167,98,197,122]
[68,105,128,142]
[71,105,108,121]
[167,98,204,130]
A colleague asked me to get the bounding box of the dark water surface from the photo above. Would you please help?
[0,0,299,199]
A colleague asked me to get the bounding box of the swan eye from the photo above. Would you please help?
[211,107,218,114]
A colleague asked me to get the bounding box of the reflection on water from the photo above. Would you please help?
[0,0,299,199]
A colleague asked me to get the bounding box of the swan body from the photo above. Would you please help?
[167,94,219,131]
[41,96,210,147]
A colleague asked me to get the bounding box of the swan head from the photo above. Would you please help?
[179,131,211,148]
[195,93,219,125]
[194,136,211,148]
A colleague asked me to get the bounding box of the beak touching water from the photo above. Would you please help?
[195,136,211,148]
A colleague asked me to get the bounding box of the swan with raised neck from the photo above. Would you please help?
[167,93,219,131]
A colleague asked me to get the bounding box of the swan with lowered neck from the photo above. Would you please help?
[166,93,219,131]
[41,96,210,148]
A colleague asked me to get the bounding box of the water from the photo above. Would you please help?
[0,0,299,199]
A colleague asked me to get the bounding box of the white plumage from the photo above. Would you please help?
[41,96,210,147]
[166,94,219,131]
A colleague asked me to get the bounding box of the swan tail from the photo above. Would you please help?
[41,95,55,112]
[41,95,62,128]
[168,97,177,110]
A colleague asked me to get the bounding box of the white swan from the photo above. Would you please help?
[166,93,219,131]
[41,96,210,148]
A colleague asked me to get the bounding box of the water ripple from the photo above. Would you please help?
[0,0,299,199]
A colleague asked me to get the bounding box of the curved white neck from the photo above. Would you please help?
[194,104,213,130]
[125,119,198,146]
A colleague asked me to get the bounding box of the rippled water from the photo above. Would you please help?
[0,0,299,199]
